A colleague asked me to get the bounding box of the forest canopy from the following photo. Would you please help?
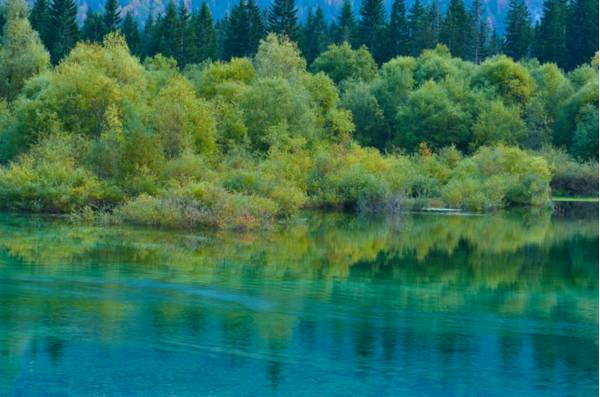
[0,0,597,230]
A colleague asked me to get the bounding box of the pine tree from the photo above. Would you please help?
[301,7,328,64]
[175,2,192,66]
[440,0,474,59]
[358,0,385,62]
[82,9,105,42]
[566,0,598,69]
[29,0,51,50]
[424,0,441,49]
[141,14,155,57]
[333,0,355,45]
[103,0,121,35]
[471,0,487,63]
[191,2,216,62]
[224,0,250,59]
[48,0,79,63]
[385,0,409,59]
[486,29,503,56]
[408,0,427,56]
[533,0,567,67]
[247,0,265,54]
[121,12,140,55]
[504,0,532,60]
[268,0,297,40]
[155,0,179,58]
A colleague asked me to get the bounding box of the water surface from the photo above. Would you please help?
[0,208,597,396]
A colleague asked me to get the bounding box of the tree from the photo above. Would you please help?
[103,0,121,35]
[121,12,140,55]
[566,0,598,70]
[82,9,105,42]
[174,3,192,66]
[385,0,409,60]
[268,0,297,40]
[332,0,355,45]
[141,14,155,57]
[223,0,250,59]
[440,0,474,59]
[408,0,427,56]
[192,2,217,62]
[48,0,79,63]
[247,0,266,54]
[0,0,50,101]
[29,0,51,50]
[471,0,488,63]
[311,43,378,85]
[301,7,328,64]
[154,0,178,60]
[504,0,532,60]
[533,0,567,67]
[357,0,385,62]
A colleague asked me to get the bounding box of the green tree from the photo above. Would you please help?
[301,7,328,64]
[472,100,527,148]
[471,0,487,63]
[224,0,250,59]
[174,3,192,66]
[385,0,409,60]
[533,0,567,68]
[504,0,532,60]
[311,43,377,85]
[268,0,297,40]
[408,0,427,56]
[566,0,598,70]
[440,0,474,59]
[29,0,51,50]
[48,0,79,63]
[103,0,121,35]
[121,12,140,55]
[0,0,50,101]
[154,0,178,60]
[332,0,355,45]
[247,0,265,54]
[357,0,385,62]
[191,2,217,62]
[82,9,105,42]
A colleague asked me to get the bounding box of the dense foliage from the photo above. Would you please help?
[0,0,597,230]
[21,0,599,71]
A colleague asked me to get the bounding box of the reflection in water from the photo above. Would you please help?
[0,208,597,396]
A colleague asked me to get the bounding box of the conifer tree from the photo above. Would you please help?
[301,7,328,64]
[141,14,155,57]
[268,0,297,40]
[385,0,409,59]
[121,11,140,55]
[191,2,216,62]
[504,0,532,60]
[440,0,474,59]
[566,0,598,69]
[408,0,427,56]
[471,0,487,63]
[29,0,51,50]
[82,9,105,42]
[533,0,567,67]
[224,0,250,59]
[333,0,355,45]
[247,0,265,54]
[357,0,385,62]
[48,0,79,63]
[103,0,121,35]
[175,2,191,66]
[155,0,178,59]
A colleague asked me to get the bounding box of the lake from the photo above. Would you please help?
[0,206,597,396]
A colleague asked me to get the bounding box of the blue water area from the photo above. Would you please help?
[0,207,597,396]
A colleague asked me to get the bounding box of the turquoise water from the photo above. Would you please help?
[0,208,597,396]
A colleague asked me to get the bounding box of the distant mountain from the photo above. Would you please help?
[73,0,545,33]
